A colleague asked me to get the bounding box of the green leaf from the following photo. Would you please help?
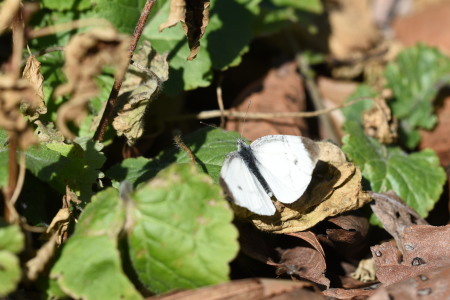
[143,0,262,95]
[342,84,376,125]
[342,121,446,219]
[0,252,21,297]
[385,44,450,148]
[50,188,142,300]
[0,223,25,297]
[271,0,322,13]
[127,164,238,293]
[106,128,239,186]
[25,139,105,202]
[41,0,91,11]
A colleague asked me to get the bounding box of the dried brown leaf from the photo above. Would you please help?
[112,41,169,145]
[368,263,450,300]
[55,28,129,139]
[323,214,370,260]
[225,61,307,141]
[159,0,210,60]
[363,98,397,144]
[46,208,70,245]
[371,225,450,285]
[370,191,428,255]
[26,233,58,281]
[269,246,330,288]
[323,287,375,299]
[0,75,38,149]
[242,141,371,233]
[0,0,20,34]
[288,231,325,258]
[147,278,318,300]
[22,54,46,119]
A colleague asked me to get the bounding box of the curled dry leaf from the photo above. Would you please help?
[320,214,370,261]
[0,75,38,149]
[237,141,370,233]
[225,61,307,141]
[351,257,377,282]
[147,278,319,300]
[269,246,330,288]
[159,0,210,60]
[363,97,397,144]
[370,191,428,255]
[46,208,70,245]
[0,0,20,34]
[368,263,450,300]
[112,41,169,145]
[26,233,58,281]
[371,225,450,285]
[22,54,46,120]
[55,28,129,139]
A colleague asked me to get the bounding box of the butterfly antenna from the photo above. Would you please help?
[239,100,252,138]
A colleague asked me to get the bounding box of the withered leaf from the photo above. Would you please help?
[147,278,318,300]
[242,141,371,233]
[0,75,38,149]
[371,225,450,285]
[55,28,129,139]
[368,263,450,300]
[159,0,210,60]
[370,191,428,255]
[22,54,46,119]
[112,41,169,145]
[26,233,58,281]
[269,246,330,288]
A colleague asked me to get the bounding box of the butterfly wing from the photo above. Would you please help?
[250,135,319,204]
[220,151,276,215]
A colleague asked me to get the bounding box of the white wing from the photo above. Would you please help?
[250,135,319,204]
[220,152,276,215]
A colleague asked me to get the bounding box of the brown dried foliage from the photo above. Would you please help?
[0,75,38,149]
[55,28,130,139]
[159,0,210,60]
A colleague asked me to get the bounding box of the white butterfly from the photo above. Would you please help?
[220,135,319,216]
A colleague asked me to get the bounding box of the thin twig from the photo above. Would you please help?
[27,19,113,39]
[216,74,225,128]
[174,135,196,165]
[94,0,156,142]
[164,98,365,121]
[4,133,19,223]
[10,151,26,206]
[32,46,64,58]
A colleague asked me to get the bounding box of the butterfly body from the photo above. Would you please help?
[220,135,319,216]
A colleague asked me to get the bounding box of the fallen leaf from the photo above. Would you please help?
[288,231,325,258]
[368,263,450,300]
[225,61,307,141]
[246,141,371,233]
[147,278,319,300]
[323,287,376,299]
[371,225,450,285]
[159,0,210,60]
[393,1,450,55]
[22,54,46,119]
[370,191,428,255]
[112,41,169,145]
[55,28,129,139]
[269,246,330,288]
[420,95,450,166]
[323,214,370,261]
[46,207,70,245]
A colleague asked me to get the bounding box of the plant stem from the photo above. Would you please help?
[94,0,156,142]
